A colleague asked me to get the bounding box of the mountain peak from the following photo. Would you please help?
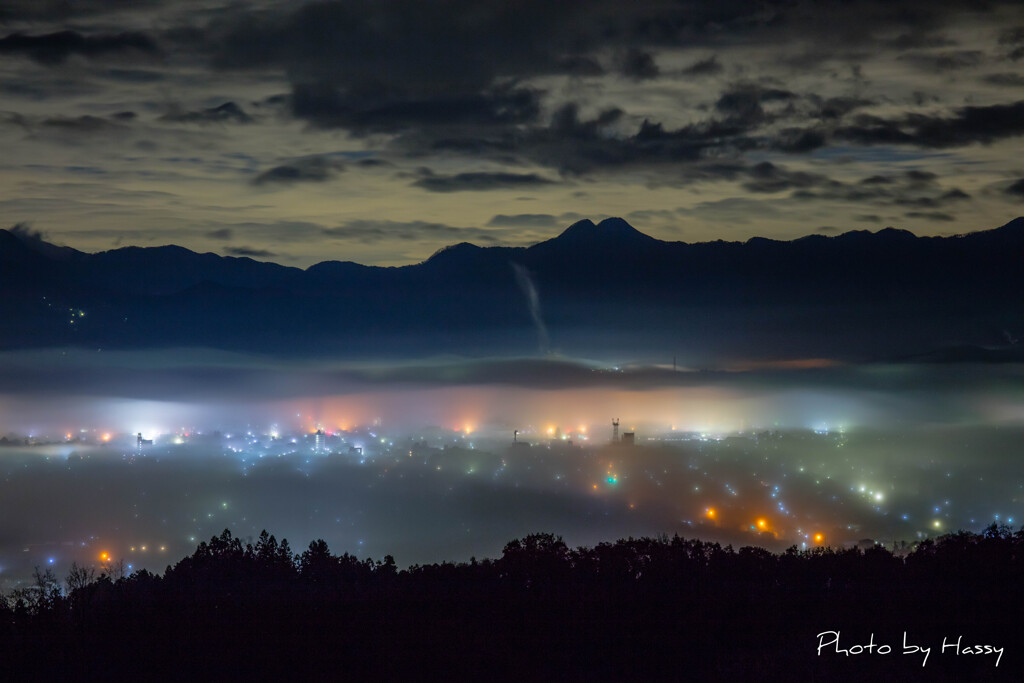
[548,217,656,246]
[556,218,597,239]
[0,225,84,262]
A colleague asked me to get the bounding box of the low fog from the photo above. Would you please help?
[1,350,1023,588]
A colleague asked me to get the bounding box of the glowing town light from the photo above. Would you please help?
[546,426,555,436]
[99,551,110,562]
[933,520,942,529]
[813,533,824,544]
[578,425,587,434]
[874,492,884,502]
[101,433,111,442]
[756,518,768,530]
[706,508,716,519]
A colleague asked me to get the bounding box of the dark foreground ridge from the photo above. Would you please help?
[1,527,1020,681]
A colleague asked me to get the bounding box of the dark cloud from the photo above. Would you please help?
[853,214,882,223]
[998,26,1024,46]
[194,0,990,159]
[509,105,757,177]
[205,0,595,139]
[904,170,938,184]
[807,96,874,120]
[252,156,345,185]
[1005,179,1024,199]
[40,115,125,134]
[787,169,970,211]
[983,73,1024,87]
[899,49,984,72]
[226,246,276,258]
[764,96,873,154]
[771,127,827,153]
[100,68,165,83]
[885,33,958,50]
[618,48,659,80]
[1,0,1021,242]
[211,1,581,88]
[94,0,1008,194]
[487,214,559,228]
[412,171,556,193]
[904,211,956,221]
[556,55,605,77]
[895,197,944,209]
[289,83,541,133]
[680,55,723,77]
[0,30,159,65]
[200,220,326,243]
[714,84,796,127]
[836,101,1024,148]
[939,188,970,201]
[160,102,252,125]
[323,220,498,244]
[741,162,830,194]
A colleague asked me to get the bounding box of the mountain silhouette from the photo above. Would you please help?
[1,217,1022,363]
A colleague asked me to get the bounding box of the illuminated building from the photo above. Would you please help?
[621,432,635,446]
[314,429,325,453]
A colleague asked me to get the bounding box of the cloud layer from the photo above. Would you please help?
[0,0,1021,265]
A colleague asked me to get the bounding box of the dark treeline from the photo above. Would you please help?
[1,527,1020,681]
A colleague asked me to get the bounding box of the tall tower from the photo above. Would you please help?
[315,428,325,453]
[137,432,143,457]
[611,418,619,443]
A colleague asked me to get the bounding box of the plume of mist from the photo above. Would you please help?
[511,262,550,355]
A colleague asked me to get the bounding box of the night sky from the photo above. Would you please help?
[2,1,1024,590]
[1,0,1022,265]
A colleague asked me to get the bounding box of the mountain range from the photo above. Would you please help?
[1,217,1022,364]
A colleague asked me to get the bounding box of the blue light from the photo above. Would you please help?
[47,557,55,565]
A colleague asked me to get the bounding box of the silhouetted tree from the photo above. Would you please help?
[65,561,95,593]
[8,566,61,614]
